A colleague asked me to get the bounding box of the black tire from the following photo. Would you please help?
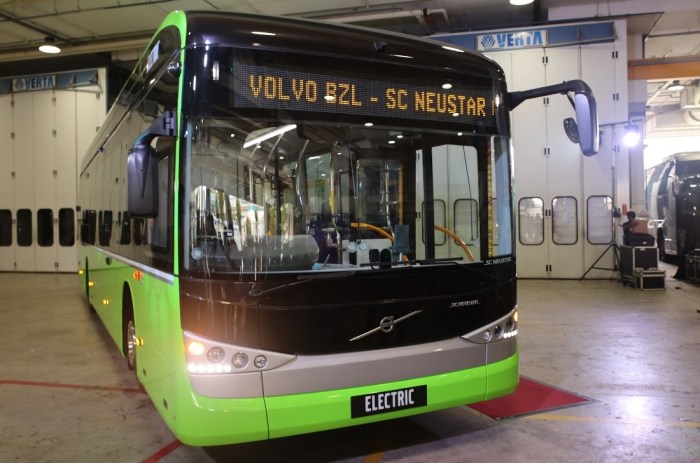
[123,294,137,371]
[123,292,145,392]
[84,262,96,313]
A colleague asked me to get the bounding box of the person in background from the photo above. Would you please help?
[622,210,654,246]
[621,210,637,245]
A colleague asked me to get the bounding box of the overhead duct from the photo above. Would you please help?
[680,85,700,125]
[680,86,700,110]
[324,8,450,27]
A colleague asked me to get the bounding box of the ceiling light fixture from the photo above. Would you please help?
[509,0,534,5]
[38,36,61,54]
[668,80,684,92]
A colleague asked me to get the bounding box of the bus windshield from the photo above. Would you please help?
[181,46,512,275]
[184,117,512,275]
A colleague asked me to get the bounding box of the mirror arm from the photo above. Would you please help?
[507,80,592,110]
[135,110,177,145]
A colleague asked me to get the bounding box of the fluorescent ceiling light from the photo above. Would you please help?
[510,0,534,5]
[243,124,297,148]
[668,80,684,92]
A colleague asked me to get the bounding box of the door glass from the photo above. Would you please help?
[17,209,32,246]
[552,196,577,245]
[587,195,613,244]
[37,209,54,247]
[59,208,75,247]
[518,197,544,245]
[0,210,11,246]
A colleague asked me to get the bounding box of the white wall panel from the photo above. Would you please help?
[581,41,627,127]
[12,93,35,206]
[509,49,547,186]
[56,91,78,199]
[0,94,13,271]
[544,47,582,185]
[1,69,106,272]
[12,94,35,271]
[515,184,549,278]
[33,92,55,202]
[543,47,585,278]
[33,92,56,272]
[495,38,627,279]
[76,87,104,169]
[55,91,79,272]
[0,95,13,201]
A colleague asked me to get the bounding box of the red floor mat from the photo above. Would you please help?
[469,376,591,419]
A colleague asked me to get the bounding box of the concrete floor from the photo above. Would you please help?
[1,266,699,463]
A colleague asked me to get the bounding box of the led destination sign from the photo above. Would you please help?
[233,62,497,127]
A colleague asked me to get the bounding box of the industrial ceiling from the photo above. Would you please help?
[0,0,699,131]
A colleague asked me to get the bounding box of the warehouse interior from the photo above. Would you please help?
[0,1,699,462]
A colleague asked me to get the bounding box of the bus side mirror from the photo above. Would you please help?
[571,90,599,156]
[508,81,599,156]
[127,144,159,217]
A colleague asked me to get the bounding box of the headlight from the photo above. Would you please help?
[232,352,249,369]
[184,331,295,376]
[460,308,518,344]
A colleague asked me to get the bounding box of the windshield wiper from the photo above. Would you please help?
[249,270,356,298]
[361,257,496,282]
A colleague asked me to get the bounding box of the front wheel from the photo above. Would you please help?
[84,263,96,313]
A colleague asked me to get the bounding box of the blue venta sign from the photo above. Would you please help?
[477,30,548,51]
[12,74,56,92]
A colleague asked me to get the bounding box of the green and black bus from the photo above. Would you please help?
[78,10,598,446]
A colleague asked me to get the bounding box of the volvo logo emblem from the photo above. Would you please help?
[349,310,423,342]
[379,316,394,333]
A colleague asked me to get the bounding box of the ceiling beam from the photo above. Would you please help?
[628,56,700,80]
[0,37,149,63]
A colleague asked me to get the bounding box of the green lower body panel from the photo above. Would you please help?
[266,353,518,439]
[171,353,518,446]
[484,351,520,400]
[171,393,270,446]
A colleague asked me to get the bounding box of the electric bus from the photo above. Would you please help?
[78,10,598,446]
[646,152,700,259]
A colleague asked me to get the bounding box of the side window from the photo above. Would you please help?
[147,149,174,272]
[518,197,544,245]
[119,211,131,245]
[149,143,173,250]
[552,196,577,245]
[119,29,179,270]
[133,218,144,246]
[587,195,613,244]
[81,210,97,244]
[99,210,113,246]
